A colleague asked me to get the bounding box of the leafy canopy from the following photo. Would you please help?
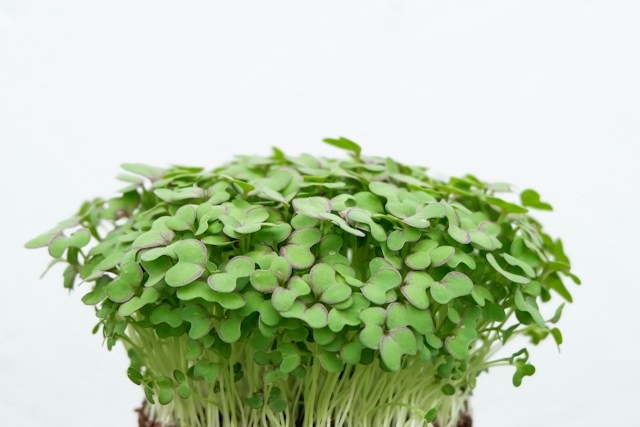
[27,138,578,422]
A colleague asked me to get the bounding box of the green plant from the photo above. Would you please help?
[26,138,578,427]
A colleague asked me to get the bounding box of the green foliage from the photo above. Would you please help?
[27,138,578,426]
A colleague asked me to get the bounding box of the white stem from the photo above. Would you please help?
[129,326,480,427]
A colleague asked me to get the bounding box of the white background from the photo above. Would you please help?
[1,1,638,426]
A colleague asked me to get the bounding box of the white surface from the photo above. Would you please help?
[1,1,639,426]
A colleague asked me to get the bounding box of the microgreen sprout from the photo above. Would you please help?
[27,138,578,427]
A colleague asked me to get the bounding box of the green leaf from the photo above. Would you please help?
[225,256,256,277]
[121,163,165,180]
[254,223,292,246]
[379,334,402,371]
[245,393,264,409]
[549,303,565,324]
[132,217,175,250]
[278,343,301,373]
[323,137,362,157]
[288,227,322,248]
[379,327,417,371]
[177,383,191,399]
[181,305,214,339]
[118,288,159,316]
[340,339,364,364]
[328,294,369,332]
[404,250,431,270]
[208,256,255,292]
[177,280,246,309]
[150,304,183,328]
[401,272,433,309]
[545,273,574,302]
[430,283,450,305]
[486,253,530,284]
[158,388,174,405]
[302,304,329,329]
[141,257,172,287]
[445,326,477,359]
[106,262,142,303]
[550,327,563,347]
[48,229,91,258]
[193,360,219,383]
[513,363,536,387]
[448,224,471,244]
[292,197,332,219]
[387,228,420,251]
[206,273,235,293]
[486,196,529,214]
[272,288,298,312]
[318,351,344,373]
[25,216,81,249]
[165,262,204,287]
[186,341,203,360]
[320,283,351,305]
[280,244,315,270]
[424,408,438,423]
[429,246,455,267]
[515,290,545,328]
[430,272,473,305]
[82,278,109,305]
[441,384,456,396]
[317,212,365,237]
[362,266,402,304]
[127,367,143,385]
[155,187,204,202]
[269,398,288,412]
[521,189,553,211]
[219,317,243,343]
[164,240,208,287]
[502,253,536,278]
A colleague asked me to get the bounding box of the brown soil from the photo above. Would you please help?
[136,404,164,427]
[435,413,472,427]
[136,402,472,427]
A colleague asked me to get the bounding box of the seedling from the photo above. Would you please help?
[27,138,578,426]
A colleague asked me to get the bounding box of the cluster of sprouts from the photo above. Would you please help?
[27,138,578,427]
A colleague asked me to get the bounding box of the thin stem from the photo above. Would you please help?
[126,325,491,427]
